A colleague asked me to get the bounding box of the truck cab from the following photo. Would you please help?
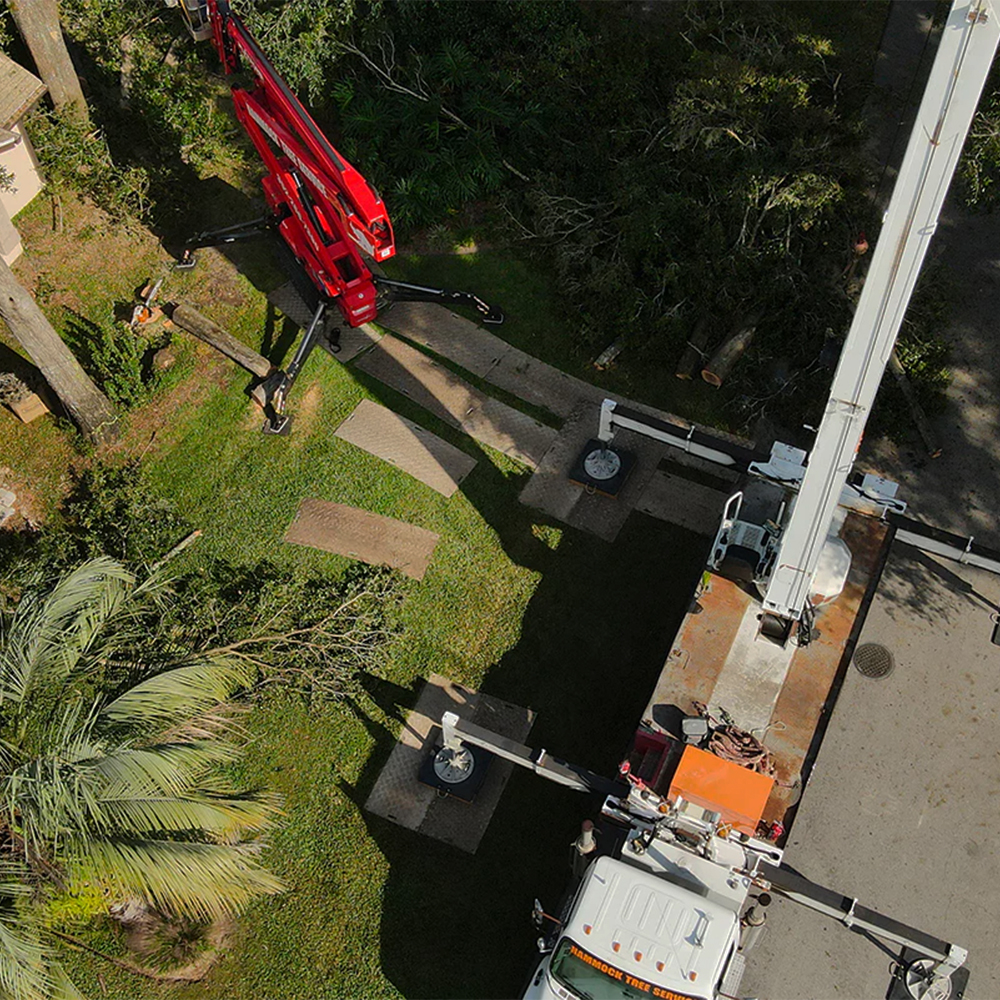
[523,853,743,1000]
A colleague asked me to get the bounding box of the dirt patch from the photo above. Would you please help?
[290,381,323,439]
[64,905,238,986]
[0,465,46,528]
[242,396,267,431]
[121,909,237,983]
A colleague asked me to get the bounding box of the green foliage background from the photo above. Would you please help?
[52,0,915,434]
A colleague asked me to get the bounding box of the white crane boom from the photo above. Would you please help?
[762,0,1000,620]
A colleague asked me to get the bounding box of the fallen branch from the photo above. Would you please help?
[675,316,712,379]
[169,302,273,378]
[152,529,203,572]
[888,350,942,458]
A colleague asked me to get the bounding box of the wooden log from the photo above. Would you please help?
[170,302,273,378]
[0,256,118,443]
[701,318,759,388]
[593,335,625,370]
[675,316,712,379]
[888,349,942,458]
[9,0,89,121]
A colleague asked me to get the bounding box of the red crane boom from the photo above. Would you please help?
[178,0,502,431]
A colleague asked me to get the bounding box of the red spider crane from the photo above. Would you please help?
[178,0,502,430]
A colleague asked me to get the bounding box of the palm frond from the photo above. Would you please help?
[80,742,240,798]
[2,741,243,852]
[91,794,279,837]
[49,964,86,1000]
[97,659,254,733]
[0,904,53,1000]
[74,839,285,921]
[0,558,135,707]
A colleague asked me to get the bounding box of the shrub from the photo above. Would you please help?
[25,107,150,221]
[62,311,154,411]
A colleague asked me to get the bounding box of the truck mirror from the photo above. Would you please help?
[532,899,545,928]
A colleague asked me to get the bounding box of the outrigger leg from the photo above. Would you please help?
[251,302,338,434]
[373,275,504,325]
[175,216,274,269]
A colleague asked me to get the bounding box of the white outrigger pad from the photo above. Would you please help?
[364,674,534,854]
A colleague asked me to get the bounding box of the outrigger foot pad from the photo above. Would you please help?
[262,414,292,436]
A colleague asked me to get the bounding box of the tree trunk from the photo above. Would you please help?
[0,257,117,443]
[675,315,712,379]
[170,302,273,378]
[701,317,759,388]
[9,0,88,120]
[888,349,942,458]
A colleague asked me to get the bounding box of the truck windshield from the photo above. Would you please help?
[548,938,706,1000]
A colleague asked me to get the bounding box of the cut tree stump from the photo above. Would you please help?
[9,392,49,423]
[701,317,760,388]
[170,302,273,378]
[675,316,712,379]
[593,335,626,370]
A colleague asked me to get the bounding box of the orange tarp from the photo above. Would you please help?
[668,746,773,836]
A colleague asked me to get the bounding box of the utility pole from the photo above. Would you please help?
[8,0,89,121]
[0,258,118,444]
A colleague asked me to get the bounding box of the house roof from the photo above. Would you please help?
[0,53,46,131]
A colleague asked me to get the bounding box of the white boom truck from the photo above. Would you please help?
[430,3,1000,999]
[436,713,967,1000]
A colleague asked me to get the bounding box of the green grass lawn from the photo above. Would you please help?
[8,197,707,999]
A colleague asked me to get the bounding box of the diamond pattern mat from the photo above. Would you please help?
[284,498,439,580]
[355,334,556,468]
[334,399,477,498]
[364,674,534,854]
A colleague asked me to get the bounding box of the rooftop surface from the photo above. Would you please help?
[0,53,44,132]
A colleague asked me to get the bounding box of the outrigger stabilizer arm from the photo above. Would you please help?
[440,712,969,995]
[249,301,334,435]
[373,276,504,325]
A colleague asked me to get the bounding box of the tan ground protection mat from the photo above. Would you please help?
[334,399,477,498]
[284,498,439,580]
[354,334,556,468]
[363,673,535,854]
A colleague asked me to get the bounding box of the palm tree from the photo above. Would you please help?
[0,557,284,1000]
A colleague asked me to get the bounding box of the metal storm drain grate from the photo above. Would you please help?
[853,643,895,679]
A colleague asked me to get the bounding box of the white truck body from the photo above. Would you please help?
[523,849,747,1000]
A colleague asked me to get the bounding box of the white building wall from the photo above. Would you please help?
[0,123,45,264]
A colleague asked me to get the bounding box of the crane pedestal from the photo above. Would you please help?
[418,741,494,802]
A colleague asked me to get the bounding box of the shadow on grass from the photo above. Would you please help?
[70,41,288,301]
[338,505,708,998]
